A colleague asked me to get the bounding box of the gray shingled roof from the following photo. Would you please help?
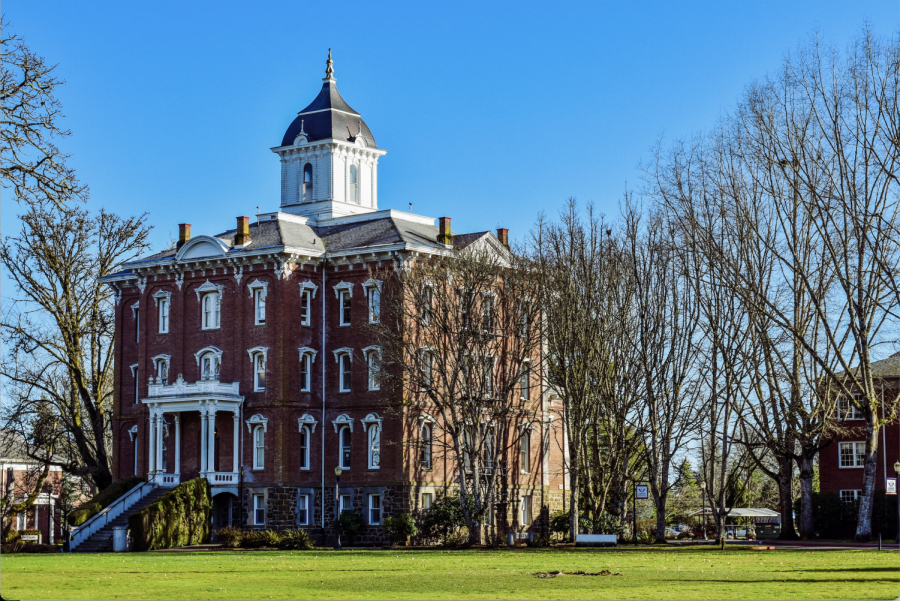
[280,81,376,148]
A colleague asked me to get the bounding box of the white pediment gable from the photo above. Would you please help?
[176,236,230,261]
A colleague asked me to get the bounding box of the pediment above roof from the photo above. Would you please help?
[176,236,231,261]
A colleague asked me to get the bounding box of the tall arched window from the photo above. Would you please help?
[199,352,220,381]
[421,423,432,469]
[253,425,265,469]
[302,163,313,202]
[349,164,358,204]
[202,292,220,330]
[339,425,351,469]
[299,425,310,470]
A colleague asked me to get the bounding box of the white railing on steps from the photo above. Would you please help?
[70,481,156,551]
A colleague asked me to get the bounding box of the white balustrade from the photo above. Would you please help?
[69,481,155,551]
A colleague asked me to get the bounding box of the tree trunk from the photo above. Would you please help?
[797,452,816,540]
[654,501,667,543]
[568,465,579,542]
[776,456,799,540]
[855,420,880,542]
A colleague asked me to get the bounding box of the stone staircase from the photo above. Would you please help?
[73,487,168,552]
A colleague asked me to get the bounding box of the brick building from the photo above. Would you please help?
[1,430,68,544]
[818,352,899,505]
[101,52,567,544]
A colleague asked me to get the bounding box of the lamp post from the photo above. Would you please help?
[334,466,343,551]
[699,481,707,541]
[894,461,900,545]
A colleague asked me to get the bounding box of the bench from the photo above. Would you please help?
[575,534,617,547]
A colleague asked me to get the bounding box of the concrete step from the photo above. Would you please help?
[72,486,170,553]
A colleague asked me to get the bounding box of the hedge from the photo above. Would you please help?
[128,477,212,551]
[795,491,898,539]
[68,476,145,527]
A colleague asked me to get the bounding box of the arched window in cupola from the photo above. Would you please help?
[349,164,359,204]
[301,163,313,203]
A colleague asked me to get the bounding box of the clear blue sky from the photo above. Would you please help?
[2,1,896,251]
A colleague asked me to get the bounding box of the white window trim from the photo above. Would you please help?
[298,347,317,392]
[363,345,381,391]
[419,415,435,469]
[520,360,532,400]
[297,494,310,525]
[131,301,140,318]
[248,347,268,392]
[838,441,866,468]
[837,396,864,420]
[194,346,224,366]
[248,279,268,325]
[363,279,382,324]
[252,425,265,470]
[245,413,268,434]
[152,290,172,306]
[151,354,171,383]
[298,425,312,471]
[338,425,352,470]
[333,348,353,392]
[127,425,139,442]
[362,412,383,470]
[299,281,319,297]
[332,281,354,299]
[839,489,862,502]
[299,281,318,326]
[519,428,531,474]
[298,414,318,433]
[368,493,382,525]
[194,279,225,302]
[332,413,354,433]
[253,493,266,525]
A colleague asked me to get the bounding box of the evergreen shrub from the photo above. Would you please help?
[383,513,417,545]
[278,529,314,550]
[68,476,144,527]
[128,478,211,551]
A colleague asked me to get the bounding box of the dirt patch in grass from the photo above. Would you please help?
[535,569,621,578]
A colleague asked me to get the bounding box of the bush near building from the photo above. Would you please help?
[67,477,144,527]
[797,491,898,539]
[128,478,211,551]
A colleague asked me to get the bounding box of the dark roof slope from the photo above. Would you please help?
[281,81,376,148]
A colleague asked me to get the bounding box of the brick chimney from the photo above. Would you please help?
[234,216,251,246]
[496,228,509,248]
[438,217,453,245]
[177,223,191,249]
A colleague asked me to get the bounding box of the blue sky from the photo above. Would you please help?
[2,1,895,251]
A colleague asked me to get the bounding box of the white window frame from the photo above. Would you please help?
[253,493,265,525]
[520,495,532,525]
[299,281,318,327]
[519,427,531,474]
[339,494,351,513]
[245,414,268,470]
[420,284,433,325]
[298,425,311,471]
[339,425,351,470]
[839,489,861,503]
[153,291,172,334]
[333,348,353,392]
[248,279,268,325]
[368,493,381,525]
[297,494,310,525]
[838,441,866,468]
[201,292,221,330]
[333,282,353,326]
[128,425,139,476]
[248,347,268,392]
[151,354,171,384]
[133,303,140,343]
[837,396,863,420]
[131,364,139,404]
[253,425,265,470]
[298,347,317,393]
[421,493,433,511]
[363,279,382,324]
[363,345,381,391]
[421,350,433,389]
[420,421,433,470]
[349,163,359,204]
[520,360,531,400]
[362,413,383,470]
[301,162,313,202]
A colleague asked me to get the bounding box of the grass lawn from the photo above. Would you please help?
[1,546,898,600]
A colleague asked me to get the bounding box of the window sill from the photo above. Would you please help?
[252,468,264,472]
[838,465,864,469]
[339,323,351,328]
[368,387,381,392]
[338,390,351,394]
[201,328,221,331]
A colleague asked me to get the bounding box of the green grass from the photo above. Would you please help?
[1,546,897,600]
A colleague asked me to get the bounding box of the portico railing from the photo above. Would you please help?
[70,480,155,551]
[141,374,244,486]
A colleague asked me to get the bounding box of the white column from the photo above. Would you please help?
[232,412,239,473]
[174,413,181,475]
[200,406,208,475]
[207,406,217,473]
[156,413,164,474]
[148,414,156,474]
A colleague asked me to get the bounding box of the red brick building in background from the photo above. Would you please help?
[818,352,899,512]
[100,52,567,544]
[1,430,68,544]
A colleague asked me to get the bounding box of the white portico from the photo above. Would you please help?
[141,374,243,491]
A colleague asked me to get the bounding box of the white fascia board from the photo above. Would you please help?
[318,209,434,228]
[270,138,388,156]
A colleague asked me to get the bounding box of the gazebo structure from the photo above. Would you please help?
[688,507,781,539]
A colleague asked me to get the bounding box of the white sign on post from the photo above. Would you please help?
[636,484,649,500]
[886,478,897,495]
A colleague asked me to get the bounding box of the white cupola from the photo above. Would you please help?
[271,49,387,221]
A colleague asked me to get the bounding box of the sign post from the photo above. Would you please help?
[634,484,649,544]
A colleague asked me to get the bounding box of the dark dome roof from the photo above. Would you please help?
[281,52,376,148]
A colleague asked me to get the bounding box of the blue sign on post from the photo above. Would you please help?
[886,478,897,495]
[636,484,649,500]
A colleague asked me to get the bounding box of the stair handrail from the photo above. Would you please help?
[70,481,155,550]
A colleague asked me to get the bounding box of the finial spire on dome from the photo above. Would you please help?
[323,48,335,81]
